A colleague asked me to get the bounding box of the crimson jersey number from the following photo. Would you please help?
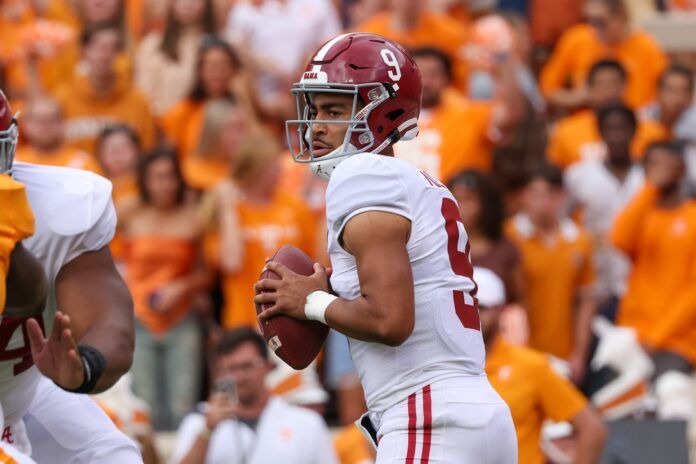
[441,198,481,331]
[0,316,43,375]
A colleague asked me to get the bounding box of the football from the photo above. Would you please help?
[255,245,329,370]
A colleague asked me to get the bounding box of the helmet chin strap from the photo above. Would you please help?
[308,128,397,180]
[309,144,356,180]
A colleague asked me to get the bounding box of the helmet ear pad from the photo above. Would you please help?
[353,85,420,150]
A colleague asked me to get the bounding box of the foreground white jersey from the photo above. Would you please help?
[0,163,115,425]
[326,154,485,412]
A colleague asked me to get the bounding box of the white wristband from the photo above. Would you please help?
[304,291,337,325]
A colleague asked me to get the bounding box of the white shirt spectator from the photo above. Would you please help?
[169,396,338,464]
[565,159,644,300]
[225,0,340,103]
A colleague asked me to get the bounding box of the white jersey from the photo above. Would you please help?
[0,163,115,425]
[326,154,485,413]
[171,396,338,464]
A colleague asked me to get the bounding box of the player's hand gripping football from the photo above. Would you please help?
[254,261,332,322]
[26,311,84,390]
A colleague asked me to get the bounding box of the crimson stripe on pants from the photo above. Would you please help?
[405,392,418,463]
[420,385,432,463]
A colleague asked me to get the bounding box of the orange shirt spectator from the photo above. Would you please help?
[118,149,211,429]
[355,1,470,90]
[547,59,668,170]
[540,1,667,111]
[477,266,607,464]
[96,124,140,205]
[15,97,100,172]
[505,166,596,384]
[0,0,77,100]
[394,47,523,183]
[487,339,589,464]
[395,89,494,180]
[529,0,584,48]
[206,135,317,329]
[53,25,156,155]
[505,215,595,361]
[612,143,696,365]
[187,100,252,191]
[548,108,667,170]
[2,0,135,100]
[160,38,257,190]
[96,124,141,263]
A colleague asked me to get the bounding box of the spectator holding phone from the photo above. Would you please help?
[170,328,338,464]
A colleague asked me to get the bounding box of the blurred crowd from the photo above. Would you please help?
[3,0,696,462]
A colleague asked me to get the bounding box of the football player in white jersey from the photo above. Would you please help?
[0,91,142,462]
[255,33,517,463]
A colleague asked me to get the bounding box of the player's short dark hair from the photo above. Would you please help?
[80,22,123,48]
[659,64,695,93]
[215,328,268,361]
[587,59,627,85]
[448,170,505,241]
[410,47,453,82]
[526,163,564,189]
[597,103,637,133]
[643,140,686,164]
[137,147,187,205]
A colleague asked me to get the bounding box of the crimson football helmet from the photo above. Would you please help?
[286,33,422,179]
[0,91,18,174]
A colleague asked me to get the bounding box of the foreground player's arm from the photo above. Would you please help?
[325,211,414,346]
[56,246,134,391]
[257,210,415,347]
[28,246,134,393]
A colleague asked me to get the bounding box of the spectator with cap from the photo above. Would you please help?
[478,266,607,464]
[170,328,338,464]
[15,96,99,172]
[53,23,157,154]
[540,0,667,111]
[547,59,667,170]
[393,47,524,183]
[565,104,645,316]
[505,164,596,385]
